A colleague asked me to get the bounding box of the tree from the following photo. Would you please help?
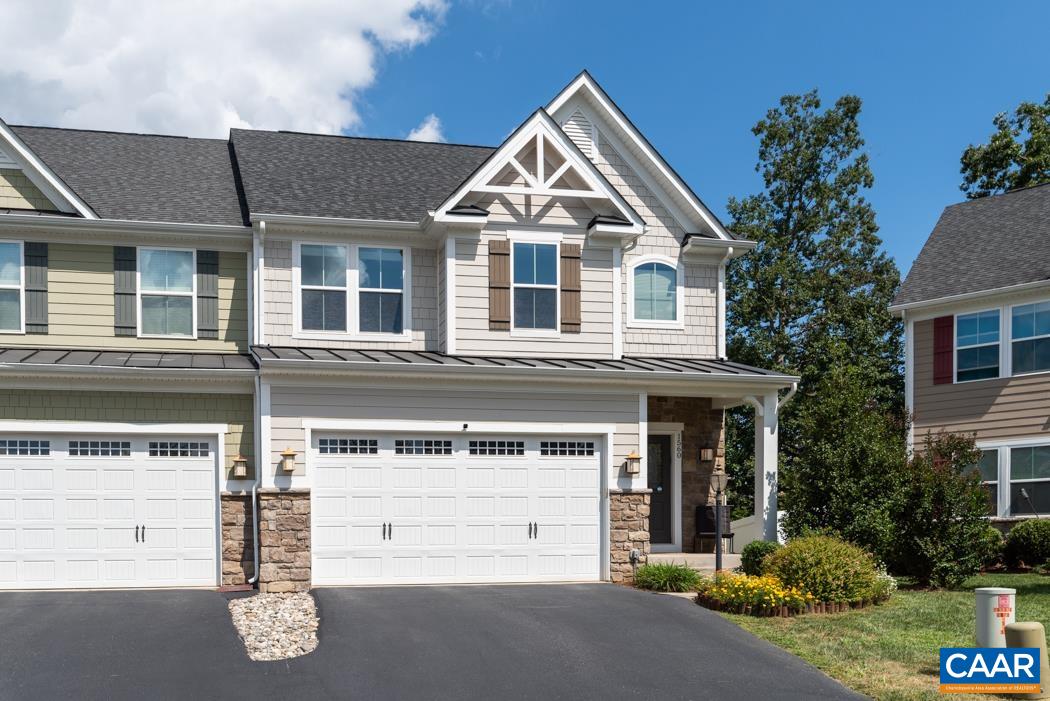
[724,90,903,521]
[960,95,1050,198]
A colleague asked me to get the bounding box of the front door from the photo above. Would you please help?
[647,435,672,545]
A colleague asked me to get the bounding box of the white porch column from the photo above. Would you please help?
[753,391,779,542]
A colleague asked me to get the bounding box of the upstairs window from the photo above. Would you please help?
[512,242,557,330]
[633,261,678,322]
[956,309,999,382]
[1011,301,1050,375]
[359,247,404,334]
[0,241,23,332]
[139,248,194,336]
[301,244,348,332]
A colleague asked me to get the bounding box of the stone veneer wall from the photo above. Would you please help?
[220,494,254,586]
[258,489,311,592]
[609,490,651,583]
[648,396,726,552]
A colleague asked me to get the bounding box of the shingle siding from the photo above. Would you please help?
[0,168,54,210]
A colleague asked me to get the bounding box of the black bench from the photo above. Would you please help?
[694,504,734,554]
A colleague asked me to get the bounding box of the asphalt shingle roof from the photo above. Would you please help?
[229,129,495,222]
[894,184,1050,306]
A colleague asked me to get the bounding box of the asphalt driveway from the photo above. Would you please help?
[0,584,859,700]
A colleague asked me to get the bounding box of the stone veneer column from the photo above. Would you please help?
[220,493,255,586]
[609,489,651,583]
[257,489,311,593]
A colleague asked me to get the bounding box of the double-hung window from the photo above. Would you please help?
[1011,301,1050,375]
[139,248,194,336]
[0,241,23,333]
[301,244,348,332]
[955,309,1000,382]
[966,449,1000,516]
[359,247,404,334]
[512,241,557,330]
[1009,445,1050,515]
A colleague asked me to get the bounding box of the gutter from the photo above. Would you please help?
[889,278,1050,316]
[249,212,422,231]
[0,363,257,380]
[0,211,250,239]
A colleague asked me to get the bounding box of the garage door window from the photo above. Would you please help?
[148,441,209,457]
[0,438,49,456]
[468,440,525,456]
[68,440,131,457]
[540,441,594,457]
[319,438,378,455]
[395,439,453,455]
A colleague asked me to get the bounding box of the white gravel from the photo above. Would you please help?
[228,593,319,661]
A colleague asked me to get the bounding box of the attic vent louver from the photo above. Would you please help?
[562,110,594,158]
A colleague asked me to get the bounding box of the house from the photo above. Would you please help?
[892,183,1050,526]
[0,72,795,592]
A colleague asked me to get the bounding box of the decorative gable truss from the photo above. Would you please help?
[0,118,96,218]
[433,110,643,236]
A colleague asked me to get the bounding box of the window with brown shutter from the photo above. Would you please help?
[488,239,511,330]
[560,243,581,333]
[933,315,954,384]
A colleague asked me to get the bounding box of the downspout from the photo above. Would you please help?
[248,375,262,586]
[247,220,266,586]
[777,382,798,412]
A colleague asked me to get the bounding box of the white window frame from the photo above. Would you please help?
[976,437,1050,518]
[508,231,560,337]
[1009,299,1050,378]
[954,308,1001,383]
[627,254,685,330]
[137,246,197,339]
[0,239,25,335]
[292,241,413,342]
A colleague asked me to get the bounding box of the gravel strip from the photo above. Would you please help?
[229,593,319,661]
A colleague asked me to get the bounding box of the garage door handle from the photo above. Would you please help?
[135,525,139,543]
[141,525,146,543]
[534,523,539,539]
[388,523,393,539]
[381,523,387,540]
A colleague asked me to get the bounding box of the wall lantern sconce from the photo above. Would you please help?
[625,451,642,475]
[699,447,715,463]
[279,447,298,473]
[232,454,249,479]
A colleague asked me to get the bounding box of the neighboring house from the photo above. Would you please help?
[893,183,1050,526]
[0,71,795,592]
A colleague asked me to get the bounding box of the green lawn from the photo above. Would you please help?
[718,574,1050,701]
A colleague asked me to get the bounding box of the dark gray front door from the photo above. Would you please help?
[647,435,672,544]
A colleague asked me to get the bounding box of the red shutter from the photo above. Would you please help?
[933,315,954,385]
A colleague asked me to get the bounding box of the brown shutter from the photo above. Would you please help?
[560,243,582,333]
[933,315,954,385]
[488,239,511,330]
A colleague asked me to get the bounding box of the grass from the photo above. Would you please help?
[718,573,1050,701]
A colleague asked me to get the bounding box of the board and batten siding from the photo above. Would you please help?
[262,238,438,350]
[0,389,253,473]
[268,384,640,489]
[913,318,1050,441]
[0,243,248,351]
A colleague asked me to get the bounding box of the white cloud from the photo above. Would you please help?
[406,113,445,142]
[0,0,447,137]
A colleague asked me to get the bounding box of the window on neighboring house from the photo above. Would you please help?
[1011,301,1050,375]
[1010,445,1050,515]
[965,448,999,516]
[632,261,678,322]
[0,241,22,332]
[956,309,1000,382]
[301,244,348,332]
[139,248,194,336]
[512,242,557,330]
[359,247,403,333]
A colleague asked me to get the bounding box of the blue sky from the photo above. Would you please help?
[361,0,1049,275]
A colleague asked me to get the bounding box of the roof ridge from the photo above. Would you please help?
[232,127,496,151]
[8,124,212,141]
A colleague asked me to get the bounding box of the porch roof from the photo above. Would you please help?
[0,347,257,371]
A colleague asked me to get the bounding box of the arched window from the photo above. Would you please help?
[632,261,678,322]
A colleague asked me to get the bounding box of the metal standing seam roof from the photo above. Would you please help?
[251,346,794,380]
[0,347,257,370]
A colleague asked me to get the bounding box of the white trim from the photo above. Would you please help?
[0,211,248,240]
[506,230,564,244]
[638,392,648,485]
[648,422,682,552]
[1008,298,1050,378]
[249,212,421,231]
[509,237,560,336]
[302,418,617,435]
[445,236,457,354]
[0,239,25,335]
[0,421,228,434]
[974,437,1050,518]
[717,260,727,359]
[612,246,623,359]
[0,119,97,218]
[890,279,1050,315]
[136,246,197,340]
[258,380,274,488]
[626,254,684,329]
[904,313,914,451]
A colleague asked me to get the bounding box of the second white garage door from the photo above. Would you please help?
[311,434,601,585]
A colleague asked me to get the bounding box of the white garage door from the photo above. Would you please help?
[0,434,218,589]
[312,434,602,585]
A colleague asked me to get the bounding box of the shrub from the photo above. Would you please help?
[697,571,812,613]
[979,526,1005,569]
[634,563,702,592]
[762,535,880,603]
[741,540,782,576]
[1005,519,1050,568]
[869,564,897,602]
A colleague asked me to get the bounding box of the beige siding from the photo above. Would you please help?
[913,318,1050,441]
[0,389,253,473]
[2,243,248,351]
[263,238,438,350]
[0,169,55,210]
[268,384,640,487]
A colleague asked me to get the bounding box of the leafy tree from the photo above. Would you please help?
[960,95,1050,198]
[724,90,903,520]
